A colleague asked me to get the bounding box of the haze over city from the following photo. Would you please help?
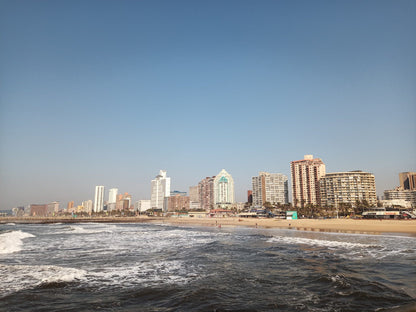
[1,0,415,210]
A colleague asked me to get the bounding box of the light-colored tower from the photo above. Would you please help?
[320,171,377,208]
[108,188,118,204]
[290,155,326,208]
[151,170,171,212]
[213,169,235,207]
[252,172,288,207]
[93,185,105,212]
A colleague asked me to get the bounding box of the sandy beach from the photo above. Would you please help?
[154,217,416,235]
[2,216,416,235]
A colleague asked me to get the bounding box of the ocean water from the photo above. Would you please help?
[0,222,415,312]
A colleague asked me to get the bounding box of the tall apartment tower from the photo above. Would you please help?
[107,188,118,211]
[320,171,377,208]
[252,172,288,207]
[198,176,215,210]
[399,172,416,191]
[290,155,326,207]
[213,169,235,207]
[151,170,171,212]
[93,185,105,212]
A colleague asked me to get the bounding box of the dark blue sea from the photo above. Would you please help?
[1,222,415,311]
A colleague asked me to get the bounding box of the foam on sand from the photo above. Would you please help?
[0,230,35,254]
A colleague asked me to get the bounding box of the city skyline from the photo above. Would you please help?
[1,1,415,210]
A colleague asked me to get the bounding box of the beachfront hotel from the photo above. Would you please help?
[290,155,326,208]
[150,170,171,212]
[93,185,105,212]
[319,171,377,208]
[252,172,289,207]
[213,169,235,208]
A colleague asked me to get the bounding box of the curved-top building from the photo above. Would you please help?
[213,169,235,207]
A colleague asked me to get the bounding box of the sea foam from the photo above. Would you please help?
[0,264,87,297]
[267,235,378,249]
[0,230,35,254]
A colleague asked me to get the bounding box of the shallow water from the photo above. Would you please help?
[0,222,415,311]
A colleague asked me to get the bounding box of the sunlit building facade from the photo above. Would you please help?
[213,169,235,207]
[151,170,171,212]
[320,171,377,208]
[291,155,326,207]
[93,185,105,212]
[252,172,288,207]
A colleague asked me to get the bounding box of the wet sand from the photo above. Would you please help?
[2,216,415,235]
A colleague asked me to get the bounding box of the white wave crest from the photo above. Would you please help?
[0,230,35,254]
[88,260,201,287]
[267,235,377,249]
[65,224,117,234]
[0,264,87,297]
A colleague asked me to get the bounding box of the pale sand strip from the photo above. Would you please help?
[153,217,416,235]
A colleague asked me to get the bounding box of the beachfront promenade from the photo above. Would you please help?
[1,216,415,235]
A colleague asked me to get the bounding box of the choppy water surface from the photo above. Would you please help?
[0,222,415,311]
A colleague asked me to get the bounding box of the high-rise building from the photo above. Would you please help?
[109,188,118,204]
[320,171,377,208]
[82,200,93,213]
[198,176,215,210]
[213,169,235,207]
[189,186,201,210]
[189,186,199,202]
[107,188,118,211]
[93,185,105,212]
[247,190,253,204]
[252,172,288,207]
[291,155,326,207]
[399,172,416,191]
[151,170,171,212]
[67,201,74,210]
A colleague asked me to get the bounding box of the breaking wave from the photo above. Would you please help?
[266,235,378,249]
[0,264,87,297]
[0,230,35,254]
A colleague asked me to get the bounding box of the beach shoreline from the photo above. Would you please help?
[1,216,415,235]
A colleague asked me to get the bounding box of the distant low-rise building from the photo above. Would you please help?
[167,192,190,212]
[135,200,151,212]
[384,188,416,207]
[30,204,48,217]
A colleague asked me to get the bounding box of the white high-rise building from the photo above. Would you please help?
[93,186,105,212]
[252,172,288,207]
[108,188,118,204]
[151,170,171,212]
[82,200,93,213]
[213,169,235,207]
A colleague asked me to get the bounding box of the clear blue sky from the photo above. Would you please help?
[1,0,415,210]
